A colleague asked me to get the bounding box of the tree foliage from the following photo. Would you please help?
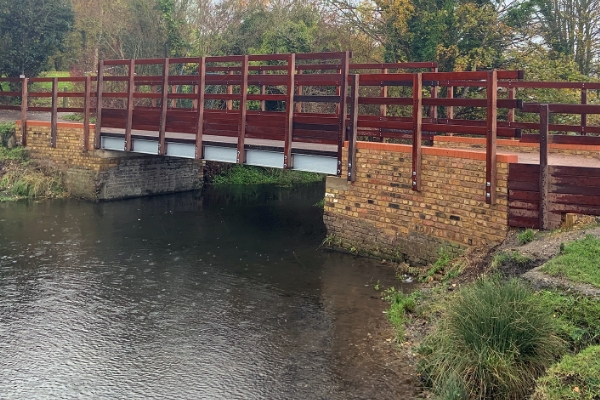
[0,0,74,77]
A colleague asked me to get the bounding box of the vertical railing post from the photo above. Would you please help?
[507,86,516,126]
[94,60,104,149]
[283,53,296,169]
[151,86,158,108]
[237,55,249,164]
[50,77,58,148]
[378,68,388,142]
[412,73,423,192]
[82,75,91,152]
[295,70,302,113]
[539,104,550,229]
[195,57,206,159]
[260,69,266,112]
[446,85,454,136]
[124,59,135,152]
[227,70,234,111]
[429,67,438,121]
[336,51,350,176]
[158,58,170,156]
[380,68,388,117]
[486,70,498,205]
[347,74,359,182]
[20,77,28,147]
[581,86,587,135]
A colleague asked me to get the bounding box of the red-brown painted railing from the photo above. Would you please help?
[2,52,600,209]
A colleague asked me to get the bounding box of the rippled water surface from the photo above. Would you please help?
[0,184,416,399]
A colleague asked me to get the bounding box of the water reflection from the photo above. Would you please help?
[0,184,417,399]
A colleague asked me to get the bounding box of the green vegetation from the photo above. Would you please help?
[0,0,74,78]
[0,122,16,147]
[211,164,323,187]
[0,123,65,201]
[536,290,600,352]
[541,235,600,287]
[421,248,451,281]
[382,288,420,342]
[532,345,600,400]
[491,250,533,270]
[419,278,563,399]
[518,228,536,245]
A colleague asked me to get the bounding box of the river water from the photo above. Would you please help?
[0,183,418,399]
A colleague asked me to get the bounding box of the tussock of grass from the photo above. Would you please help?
[518,228,536,245]
[531,345,600,400]
[541,235,600,287]
[211,164,323,186]
[419,278,564,400]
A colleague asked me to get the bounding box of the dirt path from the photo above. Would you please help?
[496,224,600,297]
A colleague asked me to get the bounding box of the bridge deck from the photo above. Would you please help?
[100,128,340,174]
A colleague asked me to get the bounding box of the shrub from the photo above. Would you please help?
[211,164,323,186]
[0,122,15,147]
[531,345,600,400]
[420,278,564,399]
[518,228,536,245]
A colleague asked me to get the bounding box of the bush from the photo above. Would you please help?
[518,228,536,245]
[211,164,323,186]
[420,278,564,399]
[0,122,15,147]
[531,345,600,400]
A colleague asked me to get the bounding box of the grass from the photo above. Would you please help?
[518,228,536,245]
[491,250,533,270]
[419,278,564,400]
[381,288,420,342]
[0,139,65,201]
[531,345,600,400]
[421,248,451,282]
[541,235,600,287]
[211,164,323,187]
[535,290,600,352]
[0,122,16,147]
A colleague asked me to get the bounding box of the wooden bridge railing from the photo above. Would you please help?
[507,102,600,229]
[2,52,600,209]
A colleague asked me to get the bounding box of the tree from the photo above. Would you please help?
[534,0,600,74]
[0,0,74,77]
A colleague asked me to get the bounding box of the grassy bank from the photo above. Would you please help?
[210,164,324,187]
[381,228,600,399]
[0,123,65,201]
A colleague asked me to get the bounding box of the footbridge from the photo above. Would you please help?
[2,51,600,233]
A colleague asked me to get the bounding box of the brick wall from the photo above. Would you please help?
[16,121,203,200]
[323,142,517,265]
[434,136,600,157]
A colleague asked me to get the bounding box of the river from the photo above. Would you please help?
[0,183,418,399]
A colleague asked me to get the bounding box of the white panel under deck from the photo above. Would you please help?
[292,153,338,175]
[245,149,284,168]
[166,142,196,159]
[101,136,125,151]
[132,139,159,155]
[204,145,238,163]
